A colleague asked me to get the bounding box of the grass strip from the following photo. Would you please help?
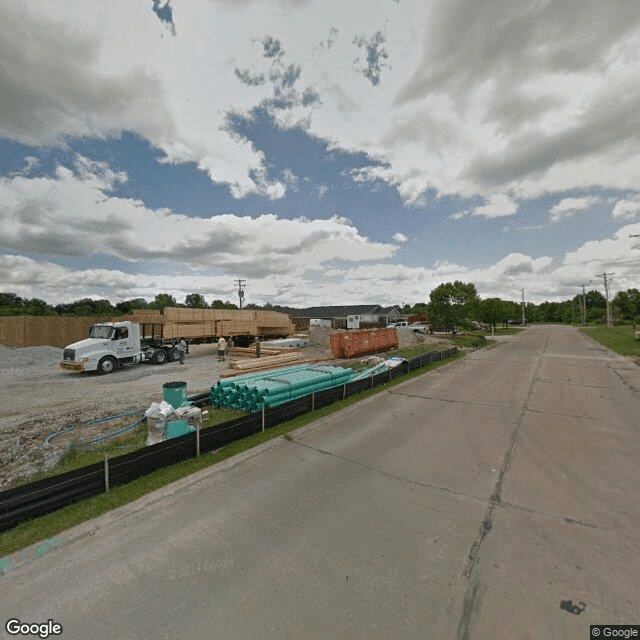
[579,324,640,360]
[0,351,464,556]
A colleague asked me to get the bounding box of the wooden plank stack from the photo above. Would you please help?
[221,354,326,377]
[0,315,114,347]
[113,308,294,339]
[229,345,302,358]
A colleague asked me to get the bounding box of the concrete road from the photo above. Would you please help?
[2,325,639,639]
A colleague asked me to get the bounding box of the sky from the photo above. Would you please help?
[1,0,640,308]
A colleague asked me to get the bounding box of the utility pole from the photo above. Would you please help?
[234,279,246,309]
[521,288,525,325]
[578,283,590,325]
[595,272,614,327]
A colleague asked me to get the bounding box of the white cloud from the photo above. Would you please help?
[0,1,175,147]
[5,0,640,206]
[472,194,517,219]
[393,232,408,243]
[0,161,397,276]
[4,224,640,306]
[549,196,600,222]
[612,194,640,220]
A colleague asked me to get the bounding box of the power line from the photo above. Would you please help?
[594,272,614,327]
[234,279,246,309]
[577,282,591,325]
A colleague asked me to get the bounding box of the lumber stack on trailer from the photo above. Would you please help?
[132,309,163,320]
[161,308,294,339]
[113,308,294,339]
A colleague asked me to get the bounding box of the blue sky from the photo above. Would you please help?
[1,0,640,306]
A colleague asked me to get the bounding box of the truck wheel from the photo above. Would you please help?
[168,347,179,362]
[152,349,167,365]
[97,356,117,375]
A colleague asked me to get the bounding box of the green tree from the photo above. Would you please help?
[0,292,24,308]
[115,298,147,315]
[24,298,52,316]
[612,288,640,321]
[427,281,479,329]
[93,299,115,315]
[150,293,177,313]
[479,298,508,331]
[185,293,207,308]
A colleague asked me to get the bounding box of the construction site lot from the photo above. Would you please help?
[0,327,451,491]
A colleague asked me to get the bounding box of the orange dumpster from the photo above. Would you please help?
[330,328,398,358]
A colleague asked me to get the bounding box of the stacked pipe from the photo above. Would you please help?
[210,364,354,413]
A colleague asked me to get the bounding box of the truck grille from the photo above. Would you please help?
[63,349,75,361]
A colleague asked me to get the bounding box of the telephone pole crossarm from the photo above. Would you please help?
[234,279,246,309]
[594,272,614,327]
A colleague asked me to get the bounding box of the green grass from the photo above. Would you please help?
[385,343,446,360]
[448,334,489,348]
[0,350,465,557]
[201,407,247,428]
[580,324,640,360]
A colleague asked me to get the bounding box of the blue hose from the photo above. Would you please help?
[44,409,146,446]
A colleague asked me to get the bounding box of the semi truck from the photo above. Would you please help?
[60,308,295,374]
[60,321,184,374]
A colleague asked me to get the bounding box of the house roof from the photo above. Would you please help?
[378,305,402,315]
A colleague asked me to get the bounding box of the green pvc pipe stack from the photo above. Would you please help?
[209,364,354,412]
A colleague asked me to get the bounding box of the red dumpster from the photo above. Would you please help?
[330,328,398,358]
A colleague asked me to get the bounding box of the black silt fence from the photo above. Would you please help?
[0,462,105,532]
[0,347,458,532]
[263,396,311,429]
[199,414,263,454]
[314,385,346,409]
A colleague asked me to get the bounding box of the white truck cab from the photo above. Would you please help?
[60,321,178,374]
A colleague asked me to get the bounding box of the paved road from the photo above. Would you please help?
[2,325,639,639]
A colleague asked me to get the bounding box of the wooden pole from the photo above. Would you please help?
[104,453,109,493]
[262,404,265,432]
[196,421,200,457]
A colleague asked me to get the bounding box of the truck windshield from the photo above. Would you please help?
[89,326,114,339]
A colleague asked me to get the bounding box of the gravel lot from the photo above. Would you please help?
[0,328,446,489]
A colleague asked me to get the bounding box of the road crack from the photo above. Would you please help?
[288,439,483,504]
[389,389,512,409]
[455,332,550,635]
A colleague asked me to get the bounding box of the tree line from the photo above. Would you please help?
[0,292,238,317]
[414,282,640,329]
[2,283,639,325]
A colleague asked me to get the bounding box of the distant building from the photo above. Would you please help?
[287,305,402,330]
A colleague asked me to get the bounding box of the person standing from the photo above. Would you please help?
[254,336,261,358]
[177,337,187,365]
[217,336,227,362]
